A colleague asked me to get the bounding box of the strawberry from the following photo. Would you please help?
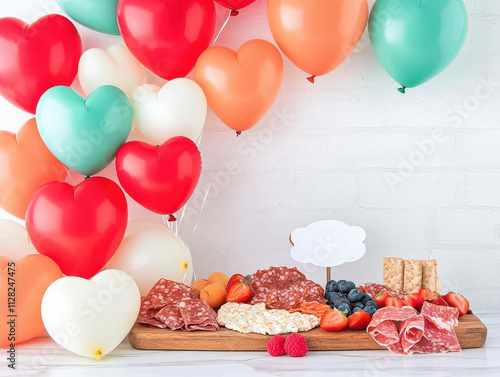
[373,292,388,308]
[320,309,348,332]
[357,286,366,293]
[226,280,252,302]
[443,292,470,316]
[430,296,449,307]
[226,274,246,292]
[402,293,424,310]
[347,310,371,330]
[418,288,438,301]
[384,294,403,308]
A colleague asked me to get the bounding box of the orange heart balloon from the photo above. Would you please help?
[0,254,63,346]
[194,39,284,133]
[0,118,67,219]
[267,0,368,82]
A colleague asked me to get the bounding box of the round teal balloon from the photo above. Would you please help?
[36,85,132,176]
[56,0,120,36]
[369,0,468,92]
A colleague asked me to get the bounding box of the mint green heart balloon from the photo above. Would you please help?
[369,0,468,93]
[56,0,120,36]
[36,85,132,176]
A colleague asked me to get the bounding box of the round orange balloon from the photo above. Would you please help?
[194,39,284,133]
[267,0,368,80]
[0,254,63,346]
[0,118,67,219]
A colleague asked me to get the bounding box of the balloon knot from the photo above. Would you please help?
[398,86,406,94]
[236,131,242,137]
[85,175,90,180]
[231,10,239,16]
[307,75,316,84]
[168,215,177,222]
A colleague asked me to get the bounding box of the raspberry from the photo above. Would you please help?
[284,333,308,357]
[266,335,286,357]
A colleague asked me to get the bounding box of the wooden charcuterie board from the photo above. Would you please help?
[129,314,487,351]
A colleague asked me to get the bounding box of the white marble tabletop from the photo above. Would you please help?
[3,312,498,377]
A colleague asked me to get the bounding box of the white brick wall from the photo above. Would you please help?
[1,0,499,311]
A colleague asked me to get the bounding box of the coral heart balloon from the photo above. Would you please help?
[26,177,128,279]
[194,39,284,133]
[215,0,256,11]
[56,0,121,35]
[117,0,216,80]
[116,138,202,217]
[0,254,63,346]
[0,119,67,219]
[132,79,207,145]
[267,0,368,81]
[0,220,37,260]
[41,270,140,359]
[369,0,468,92]
[36,85,133,176]
[78,45,147,98]
[0,15,82,114]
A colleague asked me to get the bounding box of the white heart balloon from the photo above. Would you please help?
[41,269,140,359]
[0,220,36,260]
[78,45,147,98]
[132,78,207,144]
[106,220,193,296]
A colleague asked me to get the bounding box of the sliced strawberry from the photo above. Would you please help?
[418,288,438,301]
[401,293,424,311]
[384,294,403,308]
[227,281,252,302]
[347,310,371,330]
[430,296,449,307]
[443,292,470,316]
[373,292,388,308]
[320,309,348,332]
[226,274,246,292]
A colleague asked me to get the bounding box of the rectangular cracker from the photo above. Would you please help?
[421,259,437,292]
[436,276,442,295]
[403,260,422,293]
[383,257,404,292]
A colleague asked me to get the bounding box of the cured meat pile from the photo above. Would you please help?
[137,279,219,331]
[367,301,461,354]
[248,266,327,309]
[289,301,331,318]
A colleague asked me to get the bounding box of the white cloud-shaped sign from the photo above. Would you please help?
[290,220,366,268]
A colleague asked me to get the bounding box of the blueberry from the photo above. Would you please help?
[325,280,338,292]
[338,281,356,293]
[360,294,372,305]
[364,300,380,310]
[337,279,347,285]
[352,306,364,314]
[334,297,351,307]
[364,305,377,317]
[337,303,352,317]
[353,302,364,309]
[347,289,364,303]
[325,291,341,303]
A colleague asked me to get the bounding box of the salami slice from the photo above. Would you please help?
[362,282,398,297]
[178,300,219,332]
[400,315,425,354]
[155,305,184,330]
[421,301,459,332]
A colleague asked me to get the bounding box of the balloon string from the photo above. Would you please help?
[212,9,232,46]
[192,182,212,233]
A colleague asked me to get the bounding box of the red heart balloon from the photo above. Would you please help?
[116,137,202,217]
[215,0,257,11]
[0,15,82,114]
[117,0,215,80]
[26,177,128,279]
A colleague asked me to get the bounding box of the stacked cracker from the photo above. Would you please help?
[383,258,442,294]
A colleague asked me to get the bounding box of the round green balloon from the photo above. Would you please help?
[36,86,132,176]
[56,0,120,36]
[369,0,468,92]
